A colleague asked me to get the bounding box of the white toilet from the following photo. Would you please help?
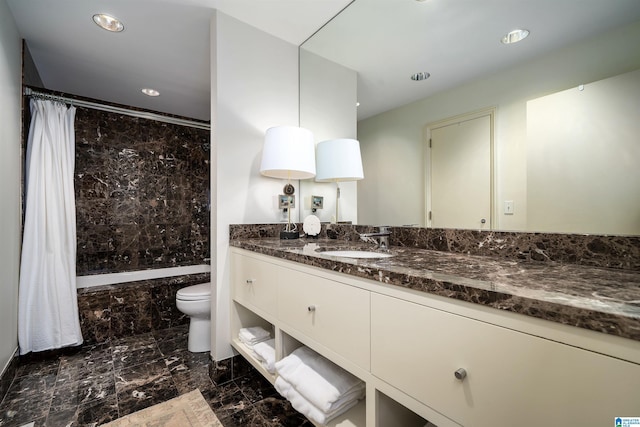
[176,282,211,353]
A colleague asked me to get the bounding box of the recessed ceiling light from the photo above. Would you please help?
[141,88,160,97]
[501,29,530,44]
[410,72,430,81]
[92,14,124,32]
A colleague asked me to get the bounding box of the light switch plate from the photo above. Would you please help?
[504,200,515,215]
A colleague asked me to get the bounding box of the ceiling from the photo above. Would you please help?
[302,0,640,120]
[6,0,352,122]
[7,0,640,123]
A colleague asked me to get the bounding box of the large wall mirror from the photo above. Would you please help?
[299,0,640,236]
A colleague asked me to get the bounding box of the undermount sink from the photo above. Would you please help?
[319,250,393,259]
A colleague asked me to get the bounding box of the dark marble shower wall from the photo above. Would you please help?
[77,272,211,344]
[74,107,210,275]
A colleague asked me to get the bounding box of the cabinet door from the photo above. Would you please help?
[232,253,278,317]
[278,268,370,370]
[371,293,640,427]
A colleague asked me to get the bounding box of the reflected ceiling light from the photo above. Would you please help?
[92,14,124,32]
[501,29,530,44]
[411,72,430,81]
[141,88,160,97]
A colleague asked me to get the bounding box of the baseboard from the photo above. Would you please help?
[0,347,19,403]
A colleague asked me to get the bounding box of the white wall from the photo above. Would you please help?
[299,50,358,223]
[0,0,22,374]
[527,69,640,235]
[358,111,427,227]
[211,11,300,360]
[357,20,640,231]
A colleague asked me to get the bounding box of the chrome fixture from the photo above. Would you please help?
[454,368,467,380]
[359,226,391,250]
[501,29,529,44]
[410,72,430,81]
[92,13,124,32]
[141,88,160,97]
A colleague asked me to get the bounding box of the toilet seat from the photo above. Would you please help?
[176,282,211,301]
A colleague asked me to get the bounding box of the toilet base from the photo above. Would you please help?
[187,316,211,353]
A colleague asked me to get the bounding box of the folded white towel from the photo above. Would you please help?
[253,338,276,374]
[238,326,270,346]
[275,346,365,414]
[275,376,359,425]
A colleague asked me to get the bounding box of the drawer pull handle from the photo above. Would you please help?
[454,368,467,381]
[246,279,255,284]
[308,305,316,312]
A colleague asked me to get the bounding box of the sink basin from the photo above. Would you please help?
[319,250,393,259]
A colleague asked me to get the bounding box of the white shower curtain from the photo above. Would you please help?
[18,98,83,354]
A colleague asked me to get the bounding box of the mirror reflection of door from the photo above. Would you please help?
[427,110,493,229]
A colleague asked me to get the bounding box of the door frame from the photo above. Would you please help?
[423,107,496,229]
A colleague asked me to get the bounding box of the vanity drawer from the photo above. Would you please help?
[371,293,640,427]
[277,267,370,370]
[232,253,278,317]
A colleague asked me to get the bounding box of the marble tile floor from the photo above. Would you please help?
[0,325,312,427]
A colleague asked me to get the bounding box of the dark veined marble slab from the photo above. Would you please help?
[230,224,640,271]
[229,237,640,342]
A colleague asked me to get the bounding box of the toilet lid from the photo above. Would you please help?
[176,283,211,301]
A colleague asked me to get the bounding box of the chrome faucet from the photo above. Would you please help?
[359,226,391,250]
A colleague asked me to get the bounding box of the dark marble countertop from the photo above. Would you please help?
[230,238,640,342]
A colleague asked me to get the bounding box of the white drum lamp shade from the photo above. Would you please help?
[315,138,364,182]
[260,126,316,179]
[315,138,364,223]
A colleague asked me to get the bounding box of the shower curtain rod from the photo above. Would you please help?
[23,87,211,131]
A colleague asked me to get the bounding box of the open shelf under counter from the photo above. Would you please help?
[310,399,367,427]
[230,338,277,385]
[232,335,367,427]
[274,330,368,427]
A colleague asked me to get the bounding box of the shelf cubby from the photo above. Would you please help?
[375,391,430,427]
[230,301,276,383]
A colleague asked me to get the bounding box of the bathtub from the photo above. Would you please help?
[76,264,212,289]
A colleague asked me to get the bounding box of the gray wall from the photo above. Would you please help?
[0,0,22,375]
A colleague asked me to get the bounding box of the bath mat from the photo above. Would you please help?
[100,389,222,427]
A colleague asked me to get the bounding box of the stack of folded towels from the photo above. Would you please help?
[275,346,365,425]
[238,327,276,374]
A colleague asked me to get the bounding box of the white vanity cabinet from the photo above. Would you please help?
[370,293,640,427]
[278,267,370,370]
[230,249,370,427]
[230,247,640,427]
[232,252,279,320]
